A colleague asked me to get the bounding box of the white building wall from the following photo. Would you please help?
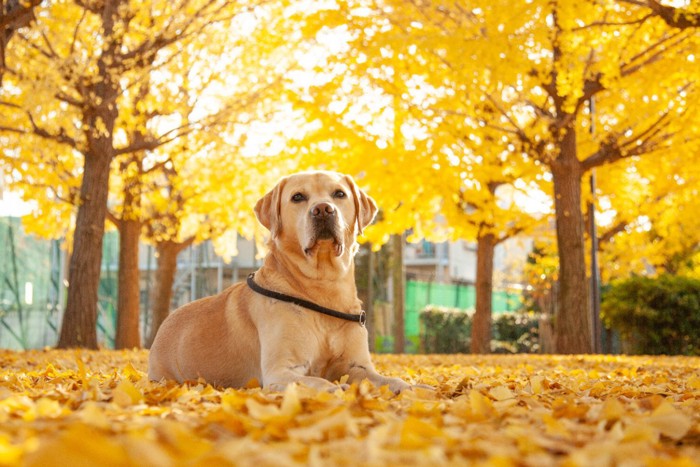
[495,237,533,288]
[448,237,533,288]
[448,240,477,283]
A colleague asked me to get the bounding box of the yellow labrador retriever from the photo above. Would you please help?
[148,171,411,392]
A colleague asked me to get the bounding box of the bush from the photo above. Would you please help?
[493,312,540,353]
[419,306,540,354]
[601,275,700,356]
[419,306,472,353]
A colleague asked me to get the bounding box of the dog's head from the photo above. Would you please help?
[255,171,377,260]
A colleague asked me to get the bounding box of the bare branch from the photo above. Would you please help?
[176,236,196,254]
[25,111,80,149]
[55,91,84,108]
[496,224,525,245]
[598,220,628,248]
[571,13,653,31]
[621,30,690,77]
[69,8,89,56]
[581,110,674,171]
[106,209,121,228]
[117,0,265,71]
[0,125,27,134]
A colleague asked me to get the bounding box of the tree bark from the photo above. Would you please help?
[551,126,592,354]
[145,241,180,348]
[115,218,141,349]
[471,232,495,354]
[113,71,151,349]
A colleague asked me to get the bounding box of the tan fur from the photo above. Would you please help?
[148,171,411,392]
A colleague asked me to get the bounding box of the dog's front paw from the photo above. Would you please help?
[390,380,437,395]
[386,377,412,394]
[402,384,437,396]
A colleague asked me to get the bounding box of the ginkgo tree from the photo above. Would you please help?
[286,0,699,355]
[278,5,550,355]
[105,9,297,349]
[0,0,291,349]
[138,127,301,348]
[376,0,699,353]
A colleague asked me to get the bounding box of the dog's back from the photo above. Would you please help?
[148,282,262,387]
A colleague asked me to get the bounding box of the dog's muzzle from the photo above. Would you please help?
[304,202,344,256]
[310,202,338,239]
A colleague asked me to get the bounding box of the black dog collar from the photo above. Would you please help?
[246,273,366,326]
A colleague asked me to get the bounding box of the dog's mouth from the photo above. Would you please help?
[303,221,344,257]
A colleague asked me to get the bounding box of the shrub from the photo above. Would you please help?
[419,306,472,353]
[493,312,540,353]
[601,275,700,356]
[419,306,541,354]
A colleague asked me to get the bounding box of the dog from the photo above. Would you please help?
[148,171,413,393]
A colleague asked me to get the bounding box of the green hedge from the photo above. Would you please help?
[601,275,700,356]
[419,306,540,354]
[419,306,472,353]
[493,312,540,354]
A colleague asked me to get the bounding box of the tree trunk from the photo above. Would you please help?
[471,232,495,354]
[58,152,112,348]
[354,243,375,351]
[115,148,144,349]
[367,246,375,353]
[551,127,592,354]
[115,218,141,349]
[145,241,180,348]
[57,1,120,349]
[391,233,405,353]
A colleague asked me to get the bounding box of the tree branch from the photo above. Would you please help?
[25,111,80,149]
[106,209,122,229]
[1,0,42,33]
[176,236,196,254]
[496,224,525,245]
[641,0,700,29]
[581,109,674,171]
[621,30,690,77]
[0,125,26,134]
[597,220,628,249]
[571,14,653,31]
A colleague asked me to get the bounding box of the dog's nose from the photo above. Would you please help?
[311,202,336,219]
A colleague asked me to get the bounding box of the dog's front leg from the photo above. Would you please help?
[263,361,341,392]
[346,362,411,394]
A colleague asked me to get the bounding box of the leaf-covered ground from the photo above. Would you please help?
[0,350,698,466]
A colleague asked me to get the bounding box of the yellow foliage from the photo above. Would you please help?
[0,350,698,465]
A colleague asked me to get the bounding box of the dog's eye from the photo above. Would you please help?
[291,193,307,203]
[333,190,346,199]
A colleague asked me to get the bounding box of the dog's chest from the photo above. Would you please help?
[306,331,350,380]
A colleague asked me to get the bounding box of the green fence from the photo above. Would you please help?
[0,218,119,349]
[378,280,522,353]
[0,217,60,348]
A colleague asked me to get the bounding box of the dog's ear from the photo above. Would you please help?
[344,174,378,234]
[255,177,287,236]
